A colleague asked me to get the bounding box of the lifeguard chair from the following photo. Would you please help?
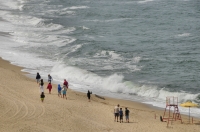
[162,96,182,126]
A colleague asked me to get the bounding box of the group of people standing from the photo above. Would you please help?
[36,73,130,122]
[59,79,68,99]
[114,104,130,123]
[36,72,68,102]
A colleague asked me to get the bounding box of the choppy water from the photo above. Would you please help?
[0,0,200,117]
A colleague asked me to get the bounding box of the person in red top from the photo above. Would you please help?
[63,79,68,88]
[47,82,52,94]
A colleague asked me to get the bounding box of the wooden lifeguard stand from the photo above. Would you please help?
[162,96,182,126]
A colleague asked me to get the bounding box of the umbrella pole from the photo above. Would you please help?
[189,107,190,123]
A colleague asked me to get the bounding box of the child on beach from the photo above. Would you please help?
[57,84,62,97]
[62,85,67,99]
[47,82,52,94]
[39,79,44,93]
[36,72,41,84]
[125,107,130,123]
[119,108,123,123]
[40,92,45,102]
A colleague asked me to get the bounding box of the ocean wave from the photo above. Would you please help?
[85,18,132,22]
[66,6,89,10]
[176,33,191,37]
[0,0,19,9]
[138,0,155,4]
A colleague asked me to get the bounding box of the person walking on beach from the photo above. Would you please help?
[57,84,62,97]
[114,104,120,122]
[63,79,68,88]
[36,72,41,84]
[119,108,124,123]
[62,85,67,99]
[40,92,45,102]
[87,90,92,102]
[39,79,44,93]
[125,107,130,123]
[48,74,53,83]
[47,82,52,94]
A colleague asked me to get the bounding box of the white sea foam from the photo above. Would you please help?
[50,63,127,93]
[132,56,141,63]
[0,9,75,47]
[59,11,75,15]
[85,18,132,23]
[67,44,83,53]
[67,6,89,10]
[50,62,200,109]
[138,0,155,4]
[82,26,90,30]
[94,51,142,71]
[176,33,190,37]
[94,50,122,60]
[3,14,62,32]
[0,0,19,9]
[0,46,56,72]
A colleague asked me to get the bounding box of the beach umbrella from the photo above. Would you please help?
[180,101,198,123]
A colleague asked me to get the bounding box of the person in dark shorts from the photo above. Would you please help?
[114,104,120,122]
[48,74,53,83]
[36,72,41,84]
[40,92,45,102]
[125,107,130,123]
[87,90,92,102]
[119,108,123,123]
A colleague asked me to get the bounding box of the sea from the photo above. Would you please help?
[0,0,200,118]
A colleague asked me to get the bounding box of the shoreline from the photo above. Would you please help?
[0,57,199,132]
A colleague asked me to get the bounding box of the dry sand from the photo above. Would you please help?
[0,57,199,132]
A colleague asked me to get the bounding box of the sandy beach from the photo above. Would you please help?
[0,57,199,132]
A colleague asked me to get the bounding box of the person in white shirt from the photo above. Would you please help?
[114,104,120,122]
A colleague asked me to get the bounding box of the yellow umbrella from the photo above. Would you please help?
[180,101,198,123]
